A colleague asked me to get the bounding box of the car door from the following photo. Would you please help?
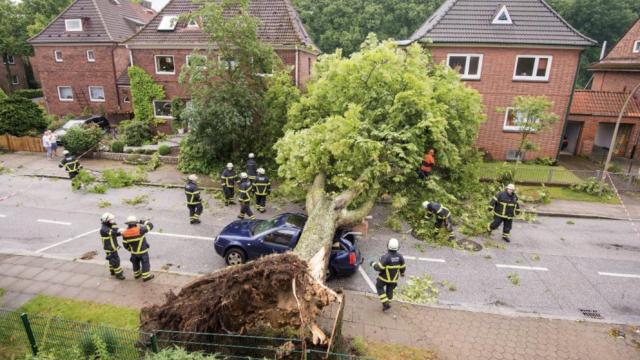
[261,229,296,255]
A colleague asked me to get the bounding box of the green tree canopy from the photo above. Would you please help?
[0,0,31,92]
[0,95,47,136]
[17,0,74,37]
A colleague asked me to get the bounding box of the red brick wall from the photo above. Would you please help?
[31,44,125,117]
[568,114,640,157]
[428,46,581,160]
[0,56,28,94]
[592,71,640,93]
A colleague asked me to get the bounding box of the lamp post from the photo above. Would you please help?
[602,82,640,180]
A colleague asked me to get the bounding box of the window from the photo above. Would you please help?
[57,86,74,101]
[11,75,19,85]
[89,86,105,102]
[155,55,175,74]
[513,56,552,81]
[54,50,63,62]
[492,5,512,24]
[218,56,237,70]
[87,50,96,62]
[157,15,178,31]
[447,54,483,80]
[503,107,539,132]
[65,19,83,32]
[186,54,206,67]
[153,100,172,118]
[3,55,15,65]
[187,18,199,29]
[264,230,294,247]
[634,40,640,53]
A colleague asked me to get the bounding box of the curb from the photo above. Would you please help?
[20,173,223,191]
[533,211,631,221]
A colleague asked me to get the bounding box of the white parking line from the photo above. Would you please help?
[149,232,216,241]
[598,272,640,279]
[0,214,6,218]
[358,266,377,293]
[37,219,72,226]
[404,256,417,260]
[404,256,446,263]
[496,264,548,271]
[36,229,99,253]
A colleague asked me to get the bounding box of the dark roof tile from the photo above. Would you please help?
[570,90,640,117]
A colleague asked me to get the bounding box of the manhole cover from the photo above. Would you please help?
[580,309,604,320]
[456,239,482,252]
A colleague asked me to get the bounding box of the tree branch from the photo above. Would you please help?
[333,174,369,210]
[337,194,377,227]
[306,173,326,214]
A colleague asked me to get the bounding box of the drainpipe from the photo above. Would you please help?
[127,45,134,66]
[557,51,583,159]
[295,46,299,88]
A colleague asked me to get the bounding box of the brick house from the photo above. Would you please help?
[0,55,28,94]
[123,0,318,121]
[566,18,640,159]
[408,0,595,161]
[28,0,155,120]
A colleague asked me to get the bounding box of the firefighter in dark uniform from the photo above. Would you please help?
[422,201,454,240]
[253,168,271,213]
[100,213,125,280]
[246,153,257,182]
[185,174,203,224]
[237,172,256,220]
[121,216,155,281]
[221,163,237,206]
[370,238,406,311]
[59,150,82,180]
[488,184,521,243]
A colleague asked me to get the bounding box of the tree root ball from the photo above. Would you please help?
[140,253,337,337]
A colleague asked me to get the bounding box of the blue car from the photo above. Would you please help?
[213,213,363,279]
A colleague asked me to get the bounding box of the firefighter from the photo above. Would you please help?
[419,149,435,179]
[58,150,82,180]
[185,174,203,224]
[121,216,155,281]
[221,163,237,206]
[253,168,271,213]
[246,153,257,182]
[370,238,406,311]
[422,201,454,240]
[488,184,521,243]
[100,213,125,280]
[237,172,256,220]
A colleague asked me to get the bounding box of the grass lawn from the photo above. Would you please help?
[518,185,620,205]
[351,337,438,360]
[479,162,585,185]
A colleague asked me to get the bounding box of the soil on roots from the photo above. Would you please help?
[140,253,336,338]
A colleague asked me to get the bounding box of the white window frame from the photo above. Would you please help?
[634,40,640,54]
[218,55,237,70]
[492,5,512,25]
[88,86,105,102]
[11,75,19,85]
[513,55,552,82]
[65,19,83,32]
[153,100,173,119]
[4,55,15,65]
[54,50,63,62]
[446,53,483,80]
[503,107,540,132]
[87,50,96,62]
[57,86,74,102]
[186,54,206,67]
[155,55,175,75]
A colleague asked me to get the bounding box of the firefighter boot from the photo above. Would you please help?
[143,274,155,282]
[115,273,125,280]
[382,302,391,311]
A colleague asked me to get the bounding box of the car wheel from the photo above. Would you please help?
[225,248,246,266]
[325,266,336,281]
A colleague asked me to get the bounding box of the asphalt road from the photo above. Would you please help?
[1,174,639,325]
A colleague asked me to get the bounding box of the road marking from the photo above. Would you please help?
[0,214,6,218]
[404,256,446,263]
[149,232,216,241]
[358,267,377,293]
[404,256,417,260]
[598,272,640,279]
[36,229,99,253]
[496,264,548,271]
[37,219,72,226]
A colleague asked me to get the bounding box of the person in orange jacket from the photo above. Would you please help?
[419,149,436,179]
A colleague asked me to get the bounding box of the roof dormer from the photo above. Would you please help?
[492,5,512,25]
[65,18,84,32]
[157,15,178,31]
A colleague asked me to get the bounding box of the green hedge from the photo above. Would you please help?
[0,95,47,136]
[13,88,43,99]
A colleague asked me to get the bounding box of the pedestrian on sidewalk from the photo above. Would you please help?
[59,150,82,181]
[370,238,406,311]
[253,168,271,213]
[246,153,257,182]
[42,131,51,160]
[49,132,59,158]
[422,201,454,240]
[121,216,155,282]
[185,174,203,224]
[487,183,520,243]
[237,172,256,220]
[221,163,237,206]
[100,213,125,280]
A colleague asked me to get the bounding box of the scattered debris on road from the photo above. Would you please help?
[507,272,520,286]
[397,274,439,304]
[122,194,149,206]
[78,250,97,260]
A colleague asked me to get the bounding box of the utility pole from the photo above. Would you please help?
[602,82,640,181]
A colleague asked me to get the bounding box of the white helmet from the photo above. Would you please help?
[125,215,138,224]
[257,168,265,175]
[422,201,430,209]
[240,172,248,179]
[188,174,198,182]
[506,184,516,191]
[248,153,255,159]
[226,163,234,169]
[101,213,115,223]
[63,150,70,155]
[388,238,400,251]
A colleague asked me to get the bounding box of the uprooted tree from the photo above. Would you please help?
[141,35,484,348]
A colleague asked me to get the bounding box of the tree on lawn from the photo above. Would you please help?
[0,0,31,93]
[276,35,485,281]
[500,96,559,162]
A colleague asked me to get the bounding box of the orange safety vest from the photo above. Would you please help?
[421,153,435,173]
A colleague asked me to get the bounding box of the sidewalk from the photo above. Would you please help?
[0,254,637,360]
[535,200,640,220]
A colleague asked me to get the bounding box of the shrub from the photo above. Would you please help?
[102,168,147,188]
[146,152,162,171]
[61,124,103,155]
[0,95,47,136]
[0,87,6,100]
[120,120,153,146]
[570,177,613,198]
[13,88,43,99]
[111,140,125,153]
[533,157,558,166]
[607,163,624,173]
[145,348,222,360]
[158,144,171,156]
[46,115,66,131]
[79,331,117,358]
[129,66,165,122]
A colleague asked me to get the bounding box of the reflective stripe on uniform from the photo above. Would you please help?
[185,191,201,205]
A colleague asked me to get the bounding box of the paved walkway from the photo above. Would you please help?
[535,199,639,220]
[0,254,637,360]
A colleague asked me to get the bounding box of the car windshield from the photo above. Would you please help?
[62,120,85,129]
[285,214,306,228]
[251,218,278,235]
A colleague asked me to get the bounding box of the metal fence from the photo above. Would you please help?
[0,308,371,360]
